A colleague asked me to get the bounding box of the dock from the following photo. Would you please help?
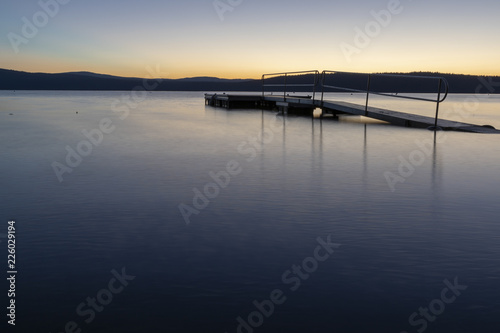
[204,70,500,134]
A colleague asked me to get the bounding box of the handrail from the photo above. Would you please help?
[320,70,449,129]
[262,70,320,101]
[368,73,449,103]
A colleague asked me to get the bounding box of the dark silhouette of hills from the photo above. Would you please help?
[1,68,498,93]
[0,69,260,91]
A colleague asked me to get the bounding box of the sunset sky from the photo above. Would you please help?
[1,0,499,79]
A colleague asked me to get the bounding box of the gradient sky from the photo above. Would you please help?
[1,0,499,79]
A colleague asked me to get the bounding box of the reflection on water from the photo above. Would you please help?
[1,91,500,332]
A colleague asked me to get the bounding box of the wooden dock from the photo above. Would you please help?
[205,93,500,134]
[204,70,499,134]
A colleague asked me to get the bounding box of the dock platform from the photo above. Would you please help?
[204,70,499,134]
[204,93,499,134]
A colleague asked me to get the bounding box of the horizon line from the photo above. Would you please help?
[2,67,500,81]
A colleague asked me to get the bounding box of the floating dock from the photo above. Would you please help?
[204,70,500,134]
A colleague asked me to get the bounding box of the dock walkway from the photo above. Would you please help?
[204,70,499,134]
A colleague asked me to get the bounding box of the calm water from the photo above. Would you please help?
[1,91,500,332]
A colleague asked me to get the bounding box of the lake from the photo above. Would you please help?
[1,90,500,332]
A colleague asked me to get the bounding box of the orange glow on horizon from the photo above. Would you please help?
[2,50,499,80]
[4,63,500,80]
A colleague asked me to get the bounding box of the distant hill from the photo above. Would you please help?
[63,71,135,80]
[0,68,260,91]
[0,68,499,93]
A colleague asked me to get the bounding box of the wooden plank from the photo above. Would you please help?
[318,100,500,133]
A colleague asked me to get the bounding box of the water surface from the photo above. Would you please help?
[1,91,499,332]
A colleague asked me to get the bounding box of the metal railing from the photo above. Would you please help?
[320,71,449,128]
[262,70,320,101]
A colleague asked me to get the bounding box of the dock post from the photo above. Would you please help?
[364,74,371,116]
[434,79,443,130]
[283,74,288,102]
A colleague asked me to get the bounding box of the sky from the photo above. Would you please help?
[1,0,500,79]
